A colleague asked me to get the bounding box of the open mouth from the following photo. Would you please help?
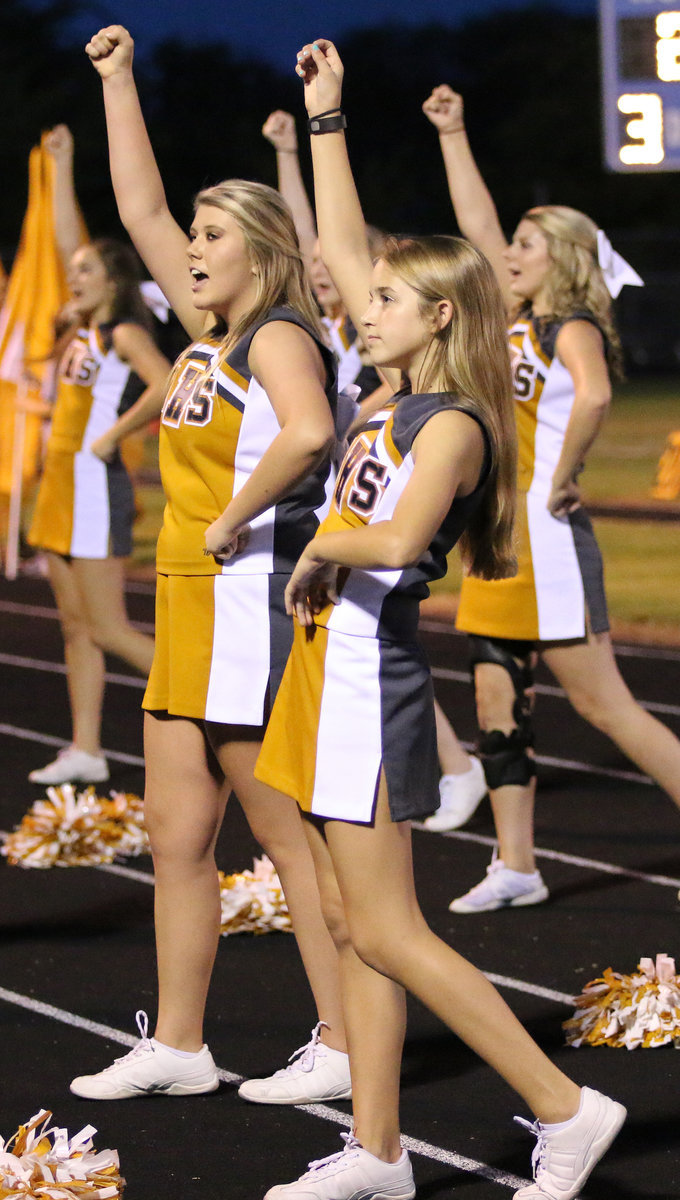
[191,269,208,282]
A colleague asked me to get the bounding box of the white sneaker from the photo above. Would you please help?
[449,852,548,914]
[70,1011,219,1099]
[239,1022,351,1104]
[423,756,487,831]
[29,746,110,785]
[263,1133,415,1200]
[513,1086,626,1200]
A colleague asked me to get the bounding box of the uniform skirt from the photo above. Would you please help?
[143,571,291,724]
[28,448,134,559]
[456,493,609,643]
[255,620,439,824]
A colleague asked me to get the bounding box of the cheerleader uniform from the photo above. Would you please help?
[324,313,382,401]
[256,392,491,823]
[143,305,336,724]
[456,311,608,643]
[28,324,143,559]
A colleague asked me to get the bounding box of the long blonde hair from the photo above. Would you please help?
[381,235,517,581]
[195,179,326,352]
[520,205,623,376]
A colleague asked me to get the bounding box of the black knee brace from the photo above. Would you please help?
[468,635,536,790]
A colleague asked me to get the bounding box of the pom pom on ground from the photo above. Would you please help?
[563,953,680,1049]
[218,855,292,936]
[0,786,148,868]
[0,1108,124,1197]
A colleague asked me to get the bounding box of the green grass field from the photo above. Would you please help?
[132,375,680,642]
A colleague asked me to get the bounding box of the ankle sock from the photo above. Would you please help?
[152,1038,203,1058]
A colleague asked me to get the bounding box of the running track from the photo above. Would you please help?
[1,573,679,1198]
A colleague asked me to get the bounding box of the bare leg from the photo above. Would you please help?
[46,552,106,755]
[324,776,581,1161]
[543,628,680,807]
[73,557,155,676]
[303,815,405,1159]
[144,712,226,1051]
[434,698,473,774]
[474,661,537,873]
[209,735,346,1054]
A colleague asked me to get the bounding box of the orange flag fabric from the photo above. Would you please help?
[0,135,84,495]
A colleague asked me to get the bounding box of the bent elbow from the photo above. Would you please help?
[298,423,335,465]
[591,391,611,421]
[382,531,425,570]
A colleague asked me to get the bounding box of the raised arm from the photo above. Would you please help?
[44,126,86,267]
[295,40,402,390]
[262,110,317,270]
[85,25,203,339]
[422,85,512,308]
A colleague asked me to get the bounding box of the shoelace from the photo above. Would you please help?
[101,1010,153,1074]
[278,1020,329,1077]
[302,1133,361,1179]
[514,1115,546,1180]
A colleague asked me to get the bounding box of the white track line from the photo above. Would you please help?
[0,724,144,767]
[0,984,529,1190]
[0,652,146,689]
[0,835,573,1012]
[430,665,680,720]
[0,599,154,635]
[97,861,154,884]
[419,618,680,662]
[415,825,680,890]
[0,831,649,989]
[0,692,658,787]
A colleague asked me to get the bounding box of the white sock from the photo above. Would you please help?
[540,1105,581,1134]
[152,1038,203,1058]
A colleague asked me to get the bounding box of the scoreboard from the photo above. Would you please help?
[600,0,680,170]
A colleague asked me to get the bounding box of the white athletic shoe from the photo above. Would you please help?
[263,1132,415,1200]
[423,756,487,832]
[449,853,548,914]
[70,1011,219,1099]
[29,746,110,785]
[239,1022,351,1104]
[513,1086,627,1199]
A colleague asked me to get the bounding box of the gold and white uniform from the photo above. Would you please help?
[143,305,336,724]
[28,324,143,558]
[256,392,491,823]
[323,313,382,402]
[457,312,608,642]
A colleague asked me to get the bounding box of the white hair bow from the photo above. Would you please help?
[596,230,643,298]
[140,280,170,323]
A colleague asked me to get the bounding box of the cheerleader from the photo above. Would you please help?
[422,84,680,914]
[256,39,625,1200]
[27,124,171,786]
[68,25,350,1106]
[263,108,487,824]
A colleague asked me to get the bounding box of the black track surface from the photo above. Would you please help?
[1,574,679,1199]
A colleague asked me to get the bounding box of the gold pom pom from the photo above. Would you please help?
[1,786,149,868]
[0,1109,125,1196]
[564,953,680,1049]
[218,855,292,936]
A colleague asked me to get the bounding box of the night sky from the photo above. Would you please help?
[27,0,598,68]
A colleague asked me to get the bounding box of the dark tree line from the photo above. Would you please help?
[1,1,677,276]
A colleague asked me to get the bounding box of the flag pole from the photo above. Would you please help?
[5,373,28,579]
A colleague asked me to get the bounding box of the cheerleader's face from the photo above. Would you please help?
[504,219,552,307]
[310,239,342,316]
[188,205,259,319]
[68,246,115,322]
[361,260,449,381]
